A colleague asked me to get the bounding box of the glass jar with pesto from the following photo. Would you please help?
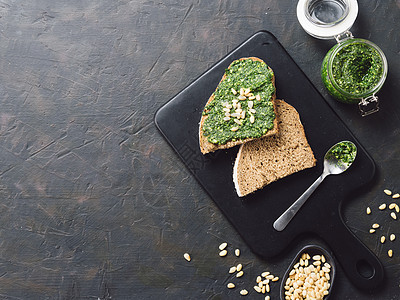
[321,38,387,115]
[297,0,388,116]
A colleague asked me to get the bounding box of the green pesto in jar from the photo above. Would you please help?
[326,141,357,166]
[202,59,276,145]
[331,43,383,95]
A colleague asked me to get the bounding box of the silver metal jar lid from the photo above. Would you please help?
[296,0,358,40]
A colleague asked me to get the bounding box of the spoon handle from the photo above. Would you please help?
[273,174,325,231]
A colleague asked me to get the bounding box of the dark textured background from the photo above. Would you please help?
[0,1,398,299]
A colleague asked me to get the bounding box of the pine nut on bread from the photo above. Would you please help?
[199,57,278,154]
[233,99,316,197]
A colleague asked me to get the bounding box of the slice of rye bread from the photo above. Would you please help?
[233,99,316,197]
[199,57,278,154]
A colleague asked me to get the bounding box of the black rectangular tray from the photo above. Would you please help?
[154,31,383,290]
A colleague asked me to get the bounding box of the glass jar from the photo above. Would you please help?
[321,37,388,116]
[297,0,388,116]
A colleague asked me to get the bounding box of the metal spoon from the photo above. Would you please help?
[273,141,357,232]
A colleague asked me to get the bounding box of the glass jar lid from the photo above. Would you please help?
[297,0,358,39]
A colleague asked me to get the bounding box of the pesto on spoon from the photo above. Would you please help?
[273,141,357,232]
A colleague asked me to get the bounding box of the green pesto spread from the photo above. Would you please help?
[327,141,357,166]
[202,59,276,145]
[332,43,383,95]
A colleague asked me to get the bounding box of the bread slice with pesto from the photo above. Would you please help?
[233,99,316,197]
[199,57,278,154]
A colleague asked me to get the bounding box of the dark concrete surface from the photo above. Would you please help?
[0,1,398,299]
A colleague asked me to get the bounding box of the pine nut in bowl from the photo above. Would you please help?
[280,245,336,300]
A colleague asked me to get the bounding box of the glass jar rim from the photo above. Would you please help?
[327,38,388,98]
[297,0,358,39]
[305,0,350,27]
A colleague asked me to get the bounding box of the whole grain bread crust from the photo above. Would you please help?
[233,99,316,197]
[199,57,278,154]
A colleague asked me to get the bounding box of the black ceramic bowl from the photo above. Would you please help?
[280,245,336,300]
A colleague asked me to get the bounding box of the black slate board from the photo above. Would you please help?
[155,31,384,290]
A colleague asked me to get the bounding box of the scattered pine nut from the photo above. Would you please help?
[219,250,228,257]
[366,207,371,214]
[379,203,387,210]
[326,273,331,281]
[261,271,270,277]
[236,270,244,278]
[234,118,243,125]
[254,271,278,295]
[236,263,243,272]
[372,223,380,229]
[390,234,396,241]
[235,249,240,257]
[381,236,386,243]
[313,260,321,266]
[265,296,270,300]
[240,289,248,295]
[300,258,305,266]
[227,282,235,289]
[384,189,392,196]
[184,253,191,262]
[219,242,228,251]
[312,255,321,260]
[388,249,393,257]
[389,203,396,210]
[369,229,376,233]
[391,212,397,220]
[229,266,237,274]
[322,266,331,273]
[393,193,400,199]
